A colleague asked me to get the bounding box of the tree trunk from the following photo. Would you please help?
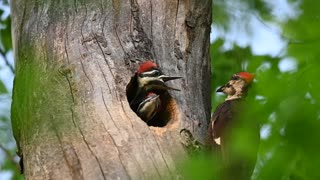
[10,0,211,179]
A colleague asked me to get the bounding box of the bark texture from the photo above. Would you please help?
[10,0,211,179]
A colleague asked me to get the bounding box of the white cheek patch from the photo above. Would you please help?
[138,76,163,87]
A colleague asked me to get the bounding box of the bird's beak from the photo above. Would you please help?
[216,85,225,92]
[160,75,183,82]
[158,75,182,91]
[153,84,181,91]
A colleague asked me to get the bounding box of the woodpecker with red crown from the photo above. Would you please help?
[126,60,182,123]
[207,72,259,180]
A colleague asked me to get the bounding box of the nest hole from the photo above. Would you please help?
[126,75,179,127]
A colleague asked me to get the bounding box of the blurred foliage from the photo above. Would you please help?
[0,0,11,54]
[0,16,11,53]
[0,81,7,94]
[0,0,22,179]
[184,0,320,180]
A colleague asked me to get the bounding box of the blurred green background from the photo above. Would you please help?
[185,0,320,179]
[0,0,319,179]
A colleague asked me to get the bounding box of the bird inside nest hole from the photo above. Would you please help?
[126,60,182,127]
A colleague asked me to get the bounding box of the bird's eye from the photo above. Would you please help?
[153,70,160,76]
[231,75,239,80]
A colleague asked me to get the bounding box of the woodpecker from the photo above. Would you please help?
[207,72,259,180]
[126,60,182,123]
[216,72,255,101]
[136,92,161,123]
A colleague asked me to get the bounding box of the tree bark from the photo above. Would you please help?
[10,0,211,179]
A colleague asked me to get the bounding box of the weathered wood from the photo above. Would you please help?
[10,0,211,179]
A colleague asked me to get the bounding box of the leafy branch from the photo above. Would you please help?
[0,48,14,74]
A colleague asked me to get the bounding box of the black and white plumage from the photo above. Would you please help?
[136,92,161,123]
[126,61,182,123]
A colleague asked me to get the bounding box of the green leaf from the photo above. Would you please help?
[0,80,7,93]
[0,16,12,52]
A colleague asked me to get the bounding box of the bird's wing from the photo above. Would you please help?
[211,100,234,139]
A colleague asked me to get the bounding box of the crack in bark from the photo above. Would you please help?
[73,0,78,13]
[118,99,154,179]
[94,34,121,101]
[65,75,75,103]
[172,0,179,50]
[129,18,137,51]
[79,50,94,90]
[101,87,121,132]
[100,89,139,179]
[97,60,112,94]
[151,133,174,177]
[48,115,70,179]
[64,16,71,64]
[150,0,153,43]
[174,0,180,41]
[101,13,107,45]
[55,131,84,180]
[104,130,131,179]
[80,3,89,52]
[61,15,108,175]
[60,29,107,178]
[35,1,44,42]
[92,91,131,178]
[99,0,104,15]
[114,26,129,64]
[129,0,153,60]
[117,100,156,179]
[174,40,183,60]
[94,34,114,76]
[119,100,134,128]
[148,154,162,179]
[18,0,27,45]
[70,108,107,180]
[101,90,147,179]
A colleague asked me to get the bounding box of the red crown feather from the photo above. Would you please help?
[237,72,255,83]
[138,60,158,74]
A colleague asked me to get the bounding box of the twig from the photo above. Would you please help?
[0,143,14,161]
[0,143,21,172]
[0,48,14,74]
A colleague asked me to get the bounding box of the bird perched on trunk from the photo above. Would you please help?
[207,72,259,180]
[126,61,182,124]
